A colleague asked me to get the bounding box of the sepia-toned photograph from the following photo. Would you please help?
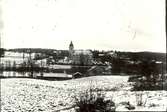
[0,0,166,111]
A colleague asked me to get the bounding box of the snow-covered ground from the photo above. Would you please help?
[1,76,167,112]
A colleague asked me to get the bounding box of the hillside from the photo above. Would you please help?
[1,76,167,112]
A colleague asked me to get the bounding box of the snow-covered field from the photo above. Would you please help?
[1,76,167,112]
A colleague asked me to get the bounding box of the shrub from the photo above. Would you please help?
[135,91,148,106]
[132,79,164,91]
[73,88,116,112]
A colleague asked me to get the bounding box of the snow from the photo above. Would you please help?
[1,76,167,112]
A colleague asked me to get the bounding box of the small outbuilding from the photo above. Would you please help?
[73,72,83,78]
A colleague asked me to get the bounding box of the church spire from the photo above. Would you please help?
[69,41,74,59]
[69,41,73,47]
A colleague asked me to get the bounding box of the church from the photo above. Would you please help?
[69,41,93,65]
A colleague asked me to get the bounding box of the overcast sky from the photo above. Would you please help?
[0,0,166,52]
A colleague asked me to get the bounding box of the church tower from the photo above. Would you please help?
[69,41,74,59]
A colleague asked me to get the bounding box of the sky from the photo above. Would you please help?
[0,0,166,52]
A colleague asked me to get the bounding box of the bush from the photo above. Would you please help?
[73,88,116,112]
[129,59,165,91]
[135,92,148,106]
[132,79,164,91]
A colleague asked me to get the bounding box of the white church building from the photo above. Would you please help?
[69,41,93,65]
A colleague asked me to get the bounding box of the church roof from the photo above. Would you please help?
[74,50,92,55]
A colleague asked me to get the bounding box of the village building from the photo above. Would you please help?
[69,41,93,65]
